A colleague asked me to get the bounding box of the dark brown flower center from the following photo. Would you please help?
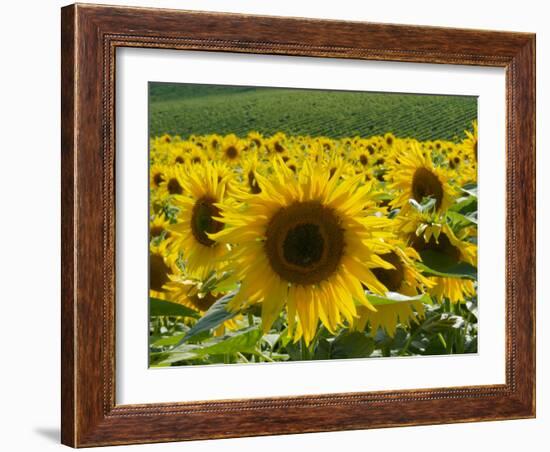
[412,167,444,209]
[274,142,285,153]
[150,225,169,239]
[191,196,224,247]
[264,201,344,285]
[359,154,368,166]
[153,172,165,187]
[150,253,170,292]
[371,252,405,292]
[225,146,238,159]
[167,178,183,195]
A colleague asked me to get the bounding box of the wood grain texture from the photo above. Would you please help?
[61,3,536,447]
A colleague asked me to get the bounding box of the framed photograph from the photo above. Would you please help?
[61,3,536,447]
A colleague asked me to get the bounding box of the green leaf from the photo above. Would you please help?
[460,183,478,198]
[156,326,261,365]
[331,331,374,359]
[151,333,185,347]
[408,196,436,213]
[417,250,477,280]
[150,298,199,318]
[195,326,261,356]
[178,291,238,344]
[313,338,332,360]
[450,195,477,215]
[420,313,465,333]
[447,210,477,228]
[367,292,431,306]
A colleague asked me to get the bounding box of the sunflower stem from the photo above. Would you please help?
[236,352,249,363]
[254,350,275,363]
[300,337,310,360]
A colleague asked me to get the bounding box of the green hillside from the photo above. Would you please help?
[149,83,477,141]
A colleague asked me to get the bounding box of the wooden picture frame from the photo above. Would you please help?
[61,3,536,447]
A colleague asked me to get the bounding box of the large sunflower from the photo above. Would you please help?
[168,162,231,279]
[212,159,395,345]
[387,142,456,213]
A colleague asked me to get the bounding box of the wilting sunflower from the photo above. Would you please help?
[387,142,456,213]
[212,159,396,345]
[167,162,231,279]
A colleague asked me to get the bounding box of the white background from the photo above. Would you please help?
[0,0,546,451]
[117,49,506,404]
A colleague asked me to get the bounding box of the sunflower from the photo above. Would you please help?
[399,213,477,303]
[355,299,423,337]
[187,145,208,166]
[387,141,456,213]
[242,152,263,194]
[354,242,434,335]
[149,240,177,299]
[158,165,185,196]
[247,131,264,149]
[212,159,396,345]
[266,132,288,155]
[149,213,172,242]
[167,162,231,279]
[220,134,244,164]
[150,163,167,191]
[461,120,478,161]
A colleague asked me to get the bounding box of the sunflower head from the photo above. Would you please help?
[167,162,231,279]
[212,158,399,344]
[387,142,456,213]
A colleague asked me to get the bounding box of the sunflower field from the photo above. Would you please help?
[149,86,478,367]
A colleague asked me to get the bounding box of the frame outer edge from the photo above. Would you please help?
[515,35,536,416]
[60,4,536,446]
[61,3,77,448]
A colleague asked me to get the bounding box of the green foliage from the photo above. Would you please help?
[149,84,477,141]
[150,297,200,318]
[367,292,431,306]
[178,291,239,344]
[147,85,479,366]
[417,250,477,280]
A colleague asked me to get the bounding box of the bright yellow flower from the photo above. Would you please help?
[167,163,231,279]
[212,159,395,345]
[387,141,456,213]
